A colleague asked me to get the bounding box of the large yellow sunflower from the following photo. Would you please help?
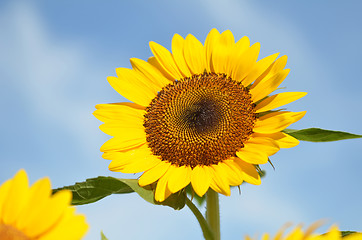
[245,223,362,240]
[0,170,88,240]
[94,29,307,202]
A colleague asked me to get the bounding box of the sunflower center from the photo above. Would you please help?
[0,224,30,240]
[182,98,219,133]
[144,72,256,168]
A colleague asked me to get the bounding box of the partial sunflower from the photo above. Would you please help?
[0,170,88,240]
[94,29,307,202]
[245,222,362,240]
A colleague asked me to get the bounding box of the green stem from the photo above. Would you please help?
[206,189,220,240]
[185,197,215,240]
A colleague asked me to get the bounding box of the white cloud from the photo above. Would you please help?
[0,1,105,163]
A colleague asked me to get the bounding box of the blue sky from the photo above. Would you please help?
[0,0,361,239]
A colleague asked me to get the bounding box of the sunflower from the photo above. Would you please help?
[245,223,362,240]
[0,170,88,240]
[94,29,306,202]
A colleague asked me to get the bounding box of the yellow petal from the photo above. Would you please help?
[209,180,223,195]
[95,102,145,110]
[233,158,261,185]
[149,41,183,80]
[244,137,280,156]
[270,55,288,73]
[252,55,288,89]
[255,92,307,113]
[130,58,170,89]
[147,56,175,81]
[39,207,88,240]
[23,189,72,239]
[104,144,150,162]
[114,67,158,102]
[236,147,269,164]
[234,36,250,53]
[100,137,146,152]
[112,158,160,174]
[184,34,207,75]
[2,170,30,225]
[107,146,160,173]
[99,120,145,137]
[222,160,243,186]
[204,28,221,72]
[242,53,279,87]
[191,165,212,197]
[212,30,235,75]
[171,34,192,77]
[0,179,12,221]
[254,111,306,134]
[220,29,235,46]
[286,227,304,240]
[16,177,52,235]
[252,132,300,148]
[139,161,171,186]
[224,31,244,77]
[31,190,73,239]
[210,165,230,196]
[94,103,145,123]
[154,172,173,202]
[230,42,260,82]
[250,69,290,102]
[108,73,154,107]
[261,234,270,240]
[167,165,191,193]
[228,35,250,79]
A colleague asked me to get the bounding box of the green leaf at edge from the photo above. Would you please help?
[52,176,134,205]
[53,176,186,210]
[101,231,109,240]
[321,231,361,238]
[341,231,358,237]
[283,128,362,142]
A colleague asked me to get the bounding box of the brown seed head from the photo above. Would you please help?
[144,72,256,168]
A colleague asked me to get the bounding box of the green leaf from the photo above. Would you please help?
[53,176,186,210]
[101,231,109,240]
[185,197,215,240]
[321,231,361,238]
[161,190,186,210]
[283,128,362,142]
[52,176,134,205]
[341,231,358,237]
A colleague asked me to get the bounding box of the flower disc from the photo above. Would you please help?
[144,72,256,168]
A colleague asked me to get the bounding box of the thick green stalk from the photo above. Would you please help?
[206,189,220,240]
